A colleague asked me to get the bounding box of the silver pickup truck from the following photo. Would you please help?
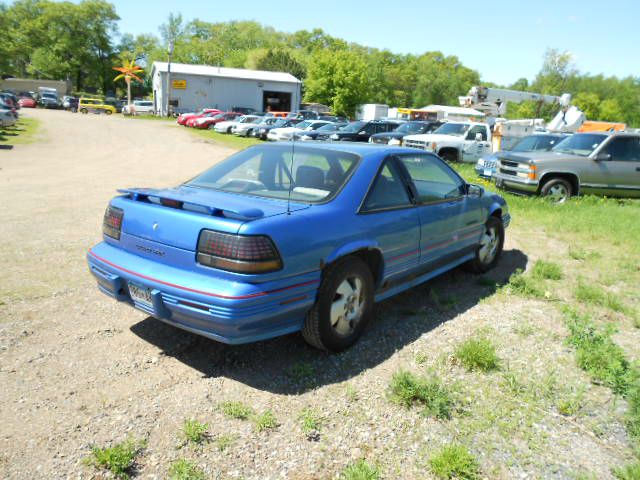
[494,132,640,202]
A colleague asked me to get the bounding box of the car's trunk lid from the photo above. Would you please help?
[112,185,309,252]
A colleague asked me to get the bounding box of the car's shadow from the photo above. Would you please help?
[131,249,527,394]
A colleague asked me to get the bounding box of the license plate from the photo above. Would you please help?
[484,168,492,177]
[128,282,152,306]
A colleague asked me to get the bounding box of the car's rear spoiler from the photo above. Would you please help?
[118,188,265,220]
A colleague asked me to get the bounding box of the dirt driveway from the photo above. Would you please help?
[0,110,632,479]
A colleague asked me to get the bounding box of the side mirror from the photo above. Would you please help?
[467,184,484,198]
[594,152,611,162]
[475,132,483,142]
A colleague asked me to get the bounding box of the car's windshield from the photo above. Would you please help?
[433,123,470,136]
[296,121,312,129]
[210,113,225,120]
[43,94,57,99]
[340,121,366,133]
[186,145,360,203]
[512,135,562,152]
[395,122,426,134]
[552,134,606,156]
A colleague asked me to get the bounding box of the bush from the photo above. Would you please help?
[168,459,206,480]
[339,459,380,480]
[86,438,146,479]
[454,337,500,372]
[429,444,480,479]
[389,370,453,419]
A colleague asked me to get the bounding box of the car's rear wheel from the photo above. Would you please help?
[540,177,572,203]
[302,257,374,352]
[439,150,458,162]
[466,216,504,273]
[105,110,112,115]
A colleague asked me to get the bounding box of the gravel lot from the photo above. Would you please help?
[0,109,633,479]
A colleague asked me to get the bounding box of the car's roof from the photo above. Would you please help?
[267,141,426,157]
[575,131,637,137]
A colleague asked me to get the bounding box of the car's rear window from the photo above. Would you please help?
[186,145,360,203]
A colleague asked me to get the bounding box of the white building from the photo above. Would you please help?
[151,62,302,115]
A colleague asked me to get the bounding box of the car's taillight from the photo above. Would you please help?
[103,205,124,240]
[197,230,282,273]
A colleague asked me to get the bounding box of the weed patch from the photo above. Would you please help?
[215,433,237,452]
[389,370,453,419]
[454,337,500,372]
[429,443,480,480]
[503,269,548,299]
[613,461,640,480]
[564,309,631,394]
[253,410,278,432]
[86,438,146,479]
[181,418,208,444]
[168,459,206,480]
[299,407,323,434]
[575,281,627,313]
[339,459,380,480]
[532,260,563,280]
[220,401,254,420]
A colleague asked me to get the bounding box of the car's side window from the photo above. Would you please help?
[398,154,465,203]
[362,160,412,211]
[466,125,487,141]
[601,137,640,162]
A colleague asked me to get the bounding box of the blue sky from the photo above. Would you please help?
[81,0,640,85]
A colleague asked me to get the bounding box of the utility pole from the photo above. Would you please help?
[165,39,174,117]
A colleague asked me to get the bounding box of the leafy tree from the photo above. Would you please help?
[304,50,371,117]
[573,92,601,120]
[245,48,306,80]
[599,99,624,122]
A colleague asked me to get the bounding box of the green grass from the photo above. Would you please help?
[0,116,41,145]
[181,418,208,444]
[575,281,627,313]
[253,410,278,432]
[564,308,632,395]
[532,260,563,280]
[188,127,261,149]
[428,444,480,480]
[339,459,381,480]
[614,462,640,480]
[454,337,500,372]
[168,459,206,480]
[557,388,585,416]
[289,361,317,383]
[86,438,146,479]
[215,433,237,452]
[219,401,254,420]
[298,407,323,433]
[502,269,548,299]
[389,370,453,419]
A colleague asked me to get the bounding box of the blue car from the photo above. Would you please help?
[87,143,510,351]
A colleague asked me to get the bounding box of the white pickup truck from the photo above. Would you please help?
[403,122,492,163]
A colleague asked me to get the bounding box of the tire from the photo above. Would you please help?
[466,216,504,273]
[440,150,458,162]
[302,257,374,352]
[80,108,88,114]
[540,177,572,203]
[105,110,112,115]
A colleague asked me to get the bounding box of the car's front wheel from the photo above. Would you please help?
[540,177,572,203]
[80,108,88,114]
[466,216,504,273]
[302,257,374,352]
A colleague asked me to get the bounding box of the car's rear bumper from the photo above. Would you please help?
[87,242,319,344]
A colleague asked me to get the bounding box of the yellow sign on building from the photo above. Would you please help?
[172,79,186,89]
